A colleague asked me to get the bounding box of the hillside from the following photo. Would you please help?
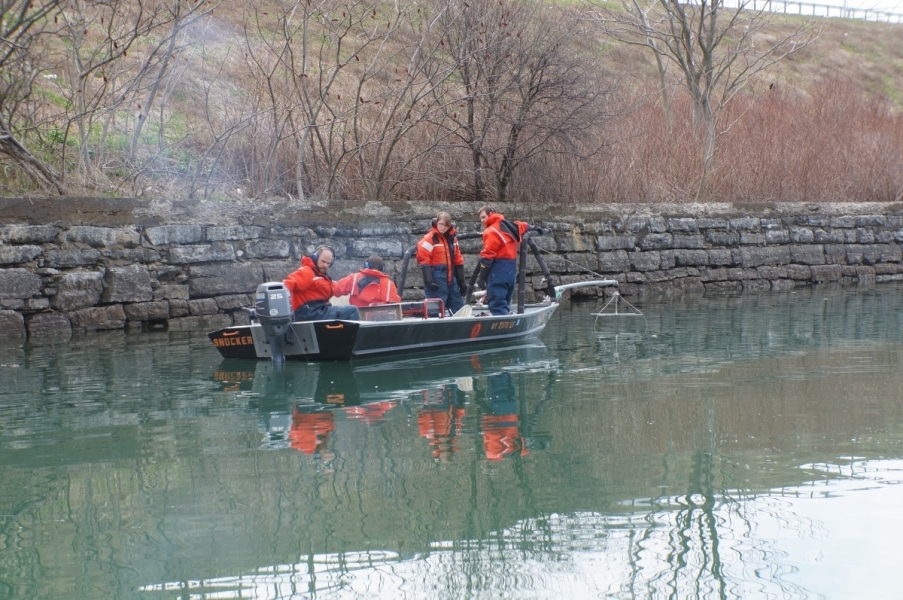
[1,0,902,204]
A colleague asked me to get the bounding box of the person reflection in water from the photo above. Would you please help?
[481,372,528,461]
[289,408,336,472]
[343,400,398,425]
[418,384,466,462]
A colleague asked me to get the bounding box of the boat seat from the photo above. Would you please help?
[451,305,472,318]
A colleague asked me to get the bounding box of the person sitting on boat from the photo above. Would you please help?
[332,255,401,307]
[283,245,360,321]
[417,212,467,315]
[476,205,532,316]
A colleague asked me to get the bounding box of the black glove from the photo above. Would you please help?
[476,263,490,288]
[454,265,467,295]
[421,265,440,290]
[541,227,552,235]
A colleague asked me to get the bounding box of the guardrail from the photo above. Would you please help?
[721,0,903,24]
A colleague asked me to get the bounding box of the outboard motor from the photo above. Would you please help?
[255,282,293,365]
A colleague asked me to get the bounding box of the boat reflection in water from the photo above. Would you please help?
[212,342,557,465]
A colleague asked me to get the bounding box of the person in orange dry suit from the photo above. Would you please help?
[417,212,467,315]
[476,206,535,316]
[332,255,401,307]
[283,245,360,321]
[417,384,466,462]
[481,372,528,461]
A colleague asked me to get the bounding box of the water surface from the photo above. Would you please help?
[1,284,902,599]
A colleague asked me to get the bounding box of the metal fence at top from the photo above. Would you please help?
[712,0,903,23]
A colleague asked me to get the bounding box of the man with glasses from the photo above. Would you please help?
[416,212,467,315]
[283,245,360,321]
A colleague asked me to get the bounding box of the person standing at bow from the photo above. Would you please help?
[476,206,531,316]
[416,212,467,315]
[283,245,360,321]
[332,255,401,307]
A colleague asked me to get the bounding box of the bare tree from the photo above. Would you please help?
[432,0,607,204]
[0,0,66,193]
[128,0,219,160]
[590,0,819,199]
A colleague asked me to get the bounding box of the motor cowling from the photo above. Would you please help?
[255,282,293,364]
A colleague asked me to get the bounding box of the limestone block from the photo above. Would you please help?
[628,251,660,272]
[697,218,729,229]
[69,305,126,331]
[830,216,856,228]
[823,244,847,265]
[100,247,162,263]
[161,284,189,299]
[699,267,729,282]
[739,232,765,245]
[673,249,709,267]
[856,228,876,244]
[26,312,72,342]
[667,218,699,233]
[214,294,252,311]
[765,229,789,244]
[596,235,635,251]
[244,239,291,259]
[206,225,264,241]
[25,298,50,310]
[810,264,844,282]
[123,301,170,321]
[0,245,43,265]
[261,260,295,282]
[52,271,104,311]
[707,249,733,266]
[146,224,204,245]
[0,225,57,244]
[672,234,705,249]
[597,251,630,273]
[729,217,760,231]
[561,253,600,273]
[705,230,740,246]
[756,266,789,280]
[62,226,140,247]
[639,233,672,251]
[0,268,43,299]
[189,298,219,315]
[790,245,826,265]
[167,242,235,264]
[0,310,25,341]
[742,279,771,293]
[351,238,404,257]
[43,248,102,268]
[739,246,790,268]
[168,299,189,317]
[789,227,814,243]
[770,279,796,292]
[102,264,154,303]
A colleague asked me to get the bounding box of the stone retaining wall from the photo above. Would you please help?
[2,197,903,344]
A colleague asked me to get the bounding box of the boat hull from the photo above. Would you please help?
[208,302,559,361]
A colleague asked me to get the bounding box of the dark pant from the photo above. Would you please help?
[425,266,464,315]
[293,301,359,322]
[486,259,516,315]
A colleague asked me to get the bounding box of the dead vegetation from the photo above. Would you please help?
[1,0,901,204]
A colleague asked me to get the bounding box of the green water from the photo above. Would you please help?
[2,284,902,599]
